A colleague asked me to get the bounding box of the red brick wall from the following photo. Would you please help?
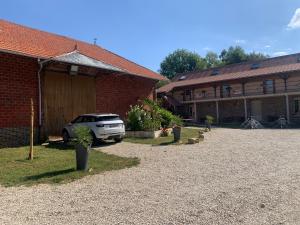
[0,52,39,128]
[95,73,156,118]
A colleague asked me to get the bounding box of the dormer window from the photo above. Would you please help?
[211,69,219,76]
[179,75,186,80]
[251,63,260,69]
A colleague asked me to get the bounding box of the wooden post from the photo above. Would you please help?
[194,102,197,122]
[285,94,290,124]
[284,77,288,92]
[29,98,34,160]
[216,101,219,124]
[244,98,248,121]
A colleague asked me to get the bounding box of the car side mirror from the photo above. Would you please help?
[68,122,72,126]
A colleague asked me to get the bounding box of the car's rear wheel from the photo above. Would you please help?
[62,130,70,143]
[114,137,123,143]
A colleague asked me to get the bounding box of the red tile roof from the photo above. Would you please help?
[158,62,300,93]
[171,52,300,82]
[0,19,166,80]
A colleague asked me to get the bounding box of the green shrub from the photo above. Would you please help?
[73,126,93,148]
[126,99,183,131]
[126,105,147,131]
[143,99,183,128]
[159,108,183,127]
[143,113,161,131]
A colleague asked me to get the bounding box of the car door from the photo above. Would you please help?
[81,116,95,131]
[69,116,84,137]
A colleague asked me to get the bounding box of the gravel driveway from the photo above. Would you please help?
[0,128,300,225]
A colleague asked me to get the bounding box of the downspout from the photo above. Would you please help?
[37,58,43,142]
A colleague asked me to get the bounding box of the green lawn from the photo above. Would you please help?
[0,144,139,187]
[124,127,202,145]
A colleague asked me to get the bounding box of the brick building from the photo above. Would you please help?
[157,53,300,126]
[0,20,165,147]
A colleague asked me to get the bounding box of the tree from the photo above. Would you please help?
[156,80,170,89]
[205,51,223,68]
[246,52,269,61]
[159,47,269,80]
[219,46,268,65]
[219,46,247,65]
[160,49,207,79]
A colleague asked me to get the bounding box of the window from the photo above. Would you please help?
[294,98,300,114]
[201,90,207,98]
[96,116,120,121]
[179,75,186,80]
[222,84,231,97]
[184,90,192,101]
[263,80,274,94]
[211,69,219,76]
[82,116,96,123]
[72,116,83,123]
[251,63,260,69]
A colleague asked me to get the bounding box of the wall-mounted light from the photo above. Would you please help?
[70,65,79,75]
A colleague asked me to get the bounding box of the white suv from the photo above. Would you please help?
[62,114,125,143]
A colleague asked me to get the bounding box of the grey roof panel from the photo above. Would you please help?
[52,51,124,72]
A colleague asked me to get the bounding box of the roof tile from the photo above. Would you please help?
[0,19,166,80]
[158,62,300,93]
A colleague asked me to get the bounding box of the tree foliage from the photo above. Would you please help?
[205,51,223,68]
[159,49,207,79]
[219,46,247,65]
[219,46,268,65]
[159,46,268,79]
[246,51,269,61]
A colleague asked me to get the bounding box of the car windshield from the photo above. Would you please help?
[96,116,120,122]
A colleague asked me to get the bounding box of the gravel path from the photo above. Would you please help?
[1,128,300,225]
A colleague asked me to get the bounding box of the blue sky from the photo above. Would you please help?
[1,0,300,71]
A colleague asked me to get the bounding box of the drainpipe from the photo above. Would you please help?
[37,59,43,142]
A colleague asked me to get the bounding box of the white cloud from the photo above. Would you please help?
[288,8,300,29]
[235,39,246,44]
[264,45,271,48]
[272,51,288,57]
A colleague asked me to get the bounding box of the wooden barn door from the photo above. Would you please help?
[44,71,96,136]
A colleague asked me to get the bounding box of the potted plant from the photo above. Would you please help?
[173,125,181,142]
[160,127,169,137]
[171,115,183,142]
[205,115,214,131]
[73,126,93,171]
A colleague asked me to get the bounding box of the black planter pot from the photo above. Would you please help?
[173,126,181,142]
[75,144,90,171]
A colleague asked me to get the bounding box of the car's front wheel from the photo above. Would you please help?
[62,130,70,143]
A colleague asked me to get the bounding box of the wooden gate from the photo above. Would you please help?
[44,71,96,136]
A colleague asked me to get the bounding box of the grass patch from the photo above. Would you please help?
[0,144,139,187]
[124,127,201,145]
